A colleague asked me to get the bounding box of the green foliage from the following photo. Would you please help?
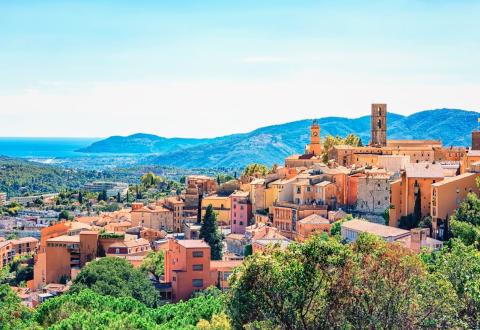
[243,244,252,257]
[0,254,34,286]
[227,234,460,329]
[200,205,223,261]
[70,257,160,307]
[0,284,35,329]
[330,215,352,237]
[321,133,362,163]
[58,210,73,221]
[450,192,480,248]
[242,164,269,177]
[421,240,480,328]
[140,250,164,281]
[34,287,224,329]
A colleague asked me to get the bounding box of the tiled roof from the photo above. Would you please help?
[298,214,330,225]
[405,163,444,178]
[341,219,409,239]
[177,240,210,249]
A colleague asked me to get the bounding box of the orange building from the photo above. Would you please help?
[131,203,174,232]
[285,120,324,168]
[162,239,241,302]
[389,163,444,227]
[161,197,185,233]
[271,202,328,239]
[296,214,331,242]
[431,172,480,239]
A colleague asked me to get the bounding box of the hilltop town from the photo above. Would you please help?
[2,104,480,328]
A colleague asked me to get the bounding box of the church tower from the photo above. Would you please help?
[370,103,387,147]
[308,119,322,155]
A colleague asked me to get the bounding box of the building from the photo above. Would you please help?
[162,239,240,302]
[285,120,324,168]
[389,162,445,227]
[161,197,185,233]
[130,203,174,232]
[1,237,39,268]
[355,170,392,216]
[230,191,252,234]
[201,194,231,225]
[0,192,6,206]
[83,181,128,197]
[341,219,442,252]
[370,104,387,147]
[271,202,328,239]
[431,172,480,239]
[252,238,292,254]
[296,214,331,242]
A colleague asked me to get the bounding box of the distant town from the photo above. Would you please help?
[2,103,480,328]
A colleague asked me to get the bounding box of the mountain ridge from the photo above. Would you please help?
[78,109,479,168]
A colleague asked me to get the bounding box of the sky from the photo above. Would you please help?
[0,0,479,138]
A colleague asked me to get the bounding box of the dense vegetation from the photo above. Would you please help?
[200,205,223,260]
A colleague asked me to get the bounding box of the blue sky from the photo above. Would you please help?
[1,0,479,137]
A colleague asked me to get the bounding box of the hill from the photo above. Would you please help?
[78,109,479,168]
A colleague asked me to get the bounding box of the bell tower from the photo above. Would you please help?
[308,119,322,155]
[370,103,387,147]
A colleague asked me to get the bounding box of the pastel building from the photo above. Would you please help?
[162,239,241,302]
[296,214,331,242]
[130,203,174,232]
[201,194,231,225]
[431,172,480,239]
[230,191,252,234]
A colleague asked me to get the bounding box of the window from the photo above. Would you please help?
[240,221,243,226]
[192,279,204,288]
[193,264,203,271]
[193,251,204,258]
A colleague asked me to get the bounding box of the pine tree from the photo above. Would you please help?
[200,204,223,260]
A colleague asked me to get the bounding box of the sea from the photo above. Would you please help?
[0,137,99,160]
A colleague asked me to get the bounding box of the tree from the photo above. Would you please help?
[243,164,269,177]
[58,210,72,221]
[69,257,160,307]
[140,250,164,281]
[226,234,459,329]
[330,215,352,237]
[116,191,121,203]
[0,284,34,329]
[197,313,232,330]
[78,191,83,204]
[321,134,362,163]
[450,192,480,248]
[200,205,223,260]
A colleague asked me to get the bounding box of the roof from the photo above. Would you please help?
[315,181,333,187]
[107,221,132,227]
[432,172,477,187]
[226,233,245,240]
[405,163,444,178]
[177,240,210,249]
[203,194,230,200]
[341,219,409,239]
[467,150,480,157]
[47,235,80,243]
[133,205,171,213]
[210,260,243,270]
[298,214,330,225]
[10,237,38,244]
[230,190,250,198]
[254,238,291,249]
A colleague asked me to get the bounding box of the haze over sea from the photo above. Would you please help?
[0,137,99,160]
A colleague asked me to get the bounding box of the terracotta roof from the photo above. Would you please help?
[210,260,243,270]
[432,172,477,187]
[226,233,245,240]
[177,240,210,249]
[405,163,444,178]
[298,214,330,225]
[47,235,80,243]
[10,237,38,244]
[467,150,480,157]
[341,219,409,239]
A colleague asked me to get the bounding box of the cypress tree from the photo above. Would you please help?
[200,204,223,260]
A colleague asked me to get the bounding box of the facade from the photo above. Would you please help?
[355,172,391,215]
[83,181,128,197]
[341,219,442,253]
[201,195,231,225]
[370,103,387,147]
[296,214,331,242]
[130,203,174,232]
[0,238,36,268]
[389,163,445,227]
[431,172,480,239]
[0,192,6,206]
[285,120,324,167]
[230,191,252,234]
[271,202,328,239]
[162,239,240,302]
[161,197,185,233]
